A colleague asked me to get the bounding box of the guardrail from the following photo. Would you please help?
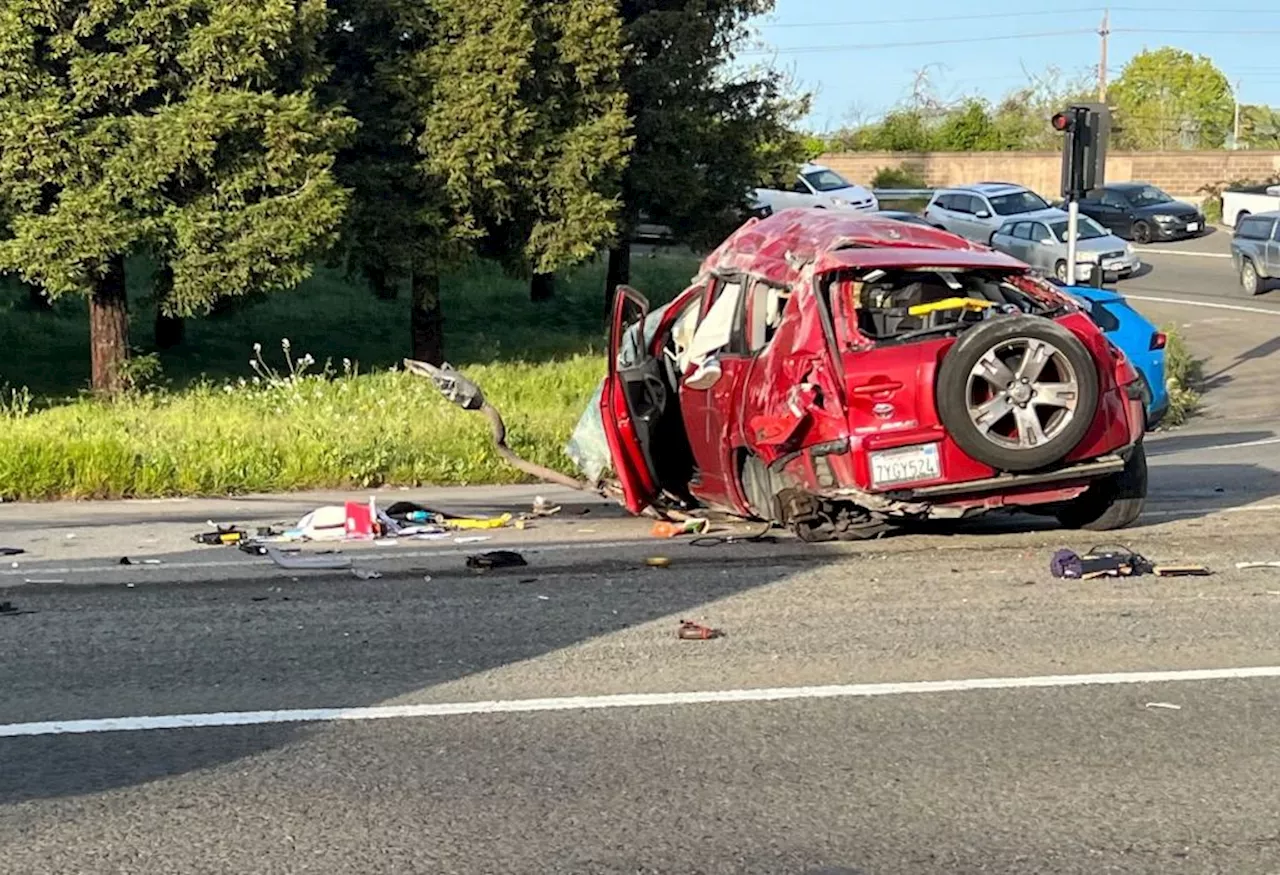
[873,188,934,199]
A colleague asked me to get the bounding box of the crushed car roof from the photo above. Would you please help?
[699,207,1027,288]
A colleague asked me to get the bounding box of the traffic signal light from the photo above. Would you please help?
[1056,104,1110,199]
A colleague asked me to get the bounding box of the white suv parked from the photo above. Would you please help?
[751,163,878,215]
[923,183,1062,244]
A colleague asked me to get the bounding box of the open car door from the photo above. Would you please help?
[601,286,664,514]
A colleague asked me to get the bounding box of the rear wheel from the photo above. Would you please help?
[1055,441,1147,531]
[1132,220,1153,244]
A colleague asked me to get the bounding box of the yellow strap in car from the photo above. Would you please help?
[906,297,994,317]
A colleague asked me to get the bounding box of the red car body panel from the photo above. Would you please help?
[601,286,660,514]
[602,208,1144,520]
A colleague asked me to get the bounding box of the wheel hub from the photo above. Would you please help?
[1008,381,1033,405]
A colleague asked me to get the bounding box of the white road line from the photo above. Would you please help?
[1125,293,1280,316]
[1141,248,1232,259]
[4,665,1280,737]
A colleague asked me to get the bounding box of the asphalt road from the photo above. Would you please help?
[4,240,1280,874]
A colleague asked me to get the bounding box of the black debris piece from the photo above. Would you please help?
[0,547,23,556]
[466,550,528,570]
[192,526,250,546]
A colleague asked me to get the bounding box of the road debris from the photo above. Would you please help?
[1144,702,1182,711]
[351,568,383,580]
[24,579,64,584]
[262,546,352,571]
[0,547,23,556]
[1050,546,1210,579]
[530,495,562,517]
[1237,561,1280,570]
[454,535,492,545]
[677,619,724,640]
[650,518,711,538]
[0,600,34,617]
[646,556,671,568]
[192,525,251,546]
[466,550,528,570]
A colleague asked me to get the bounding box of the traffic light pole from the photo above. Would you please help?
[1065,198,1080,286]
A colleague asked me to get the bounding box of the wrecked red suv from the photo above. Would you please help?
[419,207,1149,542]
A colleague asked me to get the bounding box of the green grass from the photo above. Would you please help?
[0,251,700,500]
[1160,326,1202,428]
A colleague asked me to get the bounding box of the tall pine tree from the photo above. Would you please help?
[0,1,352,393]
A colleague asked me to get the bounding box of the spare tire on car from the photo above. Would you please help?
[936,316,1099,473]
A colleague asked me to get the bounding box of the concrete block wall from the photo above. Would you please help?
[819,150,1280,198]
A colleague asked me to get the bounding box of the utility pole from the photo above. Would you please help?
[1097,9,1110,102]
[1233,79,1242,149]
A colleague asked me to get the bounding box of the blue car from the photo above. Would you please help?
[1063,285,1168,430]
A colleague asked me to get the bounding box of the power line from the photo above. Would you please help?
[757,9,1107,28]
[737,29,1095,56]
[759,6,1280,29]
[1114,27,1280,35]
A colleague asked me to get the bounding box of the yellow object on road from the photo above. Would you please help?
[444,513,513,531]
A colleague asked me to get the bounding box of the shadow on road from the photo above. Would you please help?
[0,537,839,804]
[1201,336,1280,394]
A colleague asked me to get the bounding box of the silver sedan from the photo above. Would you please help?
[990,215,1141,283]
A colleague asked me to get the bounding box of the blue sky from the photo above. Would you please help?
[746,1,1280,132]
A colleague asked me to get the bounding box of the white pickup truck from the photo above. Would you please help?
[1222,184,1280,228]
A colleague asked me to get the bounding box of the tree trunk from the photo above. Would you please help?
[89,255,129,396]
[27,284,52,311]
[410,271,444,365]
[530,272,555,302]
[604,239,631,315]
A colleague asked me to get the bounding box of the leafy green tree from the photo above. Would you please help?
[1241,104,1280,149]
[1109,48,1233,150]
[0,0,352,393]
[605,0,809,308]
[421,0,631,305]
[329,0,630,360]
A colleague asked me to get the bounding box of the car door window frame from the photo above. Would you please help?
[1012,222,1034,240]
[969,195,991,217]
[790,177,812,194]
[1100,191,1129,210]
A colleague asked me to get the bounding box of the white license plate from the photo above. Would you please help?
[1187,222,1200,232]
[1103,260,1125,271]
[870,443,941,488]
